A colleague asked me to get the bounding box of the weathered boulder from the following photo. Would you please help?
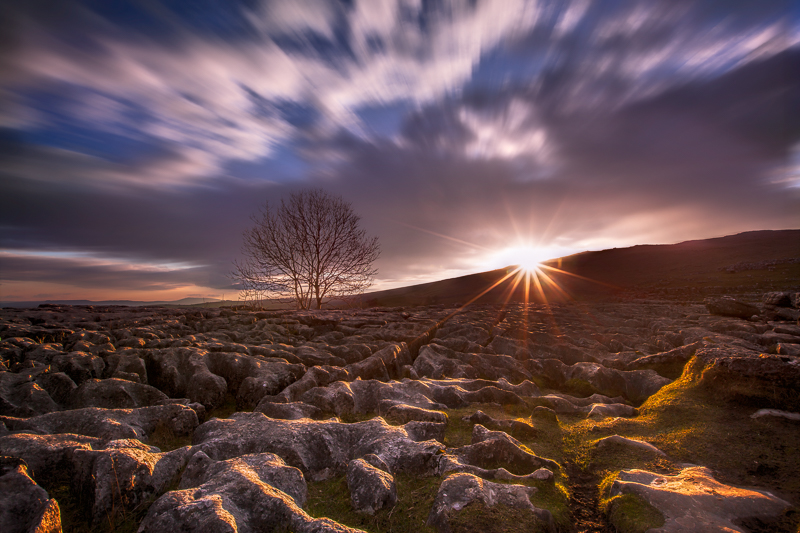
[0,371,60,417]
[179,451,307,506]
[625,342,703,373]
[148,347,305,410]
[0,458,61,533]
[192,412,443,480]
[404,420,447,443]
[609,466,790,532]
[704,297,759,319]
[267,365,350,404]
[426,473,553,533]
[0,433,103,478]
[255,401,324,420]
[540,360,670,404]
[205,351,305,408]
[346,343,413,381]
[104,351,148,383]
[346,458,397,514]
[451,424,558,474]
[51,351,105,385]
[267,377,539,419]
[140,451,363,533]
[34,372,77,407]
[72,439,191,525]
[463,410,536,439]
[69,378,168,409]
[385,404,448,425]
[1,404,198,441]
[596,435,666,456]
[413,344,479,380]
[763,292,793,307]
[148,347,215,398]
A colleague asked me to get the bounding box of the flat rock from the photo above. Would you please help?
[596,435,666,456]
[346,458,397,514]
[610,466,790,532]
[426,473,553,533]
[704,297,759,319]
[1,404,199,441]
[69,378,168,409]
[140,450,362,533]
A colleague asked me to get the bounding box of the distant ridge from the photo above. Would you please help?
[358,229,800,306]
[4,229,798,309]
[0,297,226,309]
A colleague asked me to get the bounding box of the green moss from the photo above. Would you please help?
[562,378,601,398]
[206,392,238,420]
[583,356,800,502]
[306,473,439,533]
[604,494,665,533]
[447,502,551,533]
[529,480,571,530]
[598,471,664,532]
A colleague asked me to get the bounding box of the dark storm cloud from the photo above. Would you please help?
[0,0,798,299]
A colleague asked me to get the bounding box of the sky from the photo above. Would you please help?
[1,0,799,303]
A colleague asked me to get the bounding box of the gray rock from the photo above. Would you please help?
[596,435,666,456]
[148,346,304,410]
[104,351,148,383]
[51,351,105,385]
[0,433,103,478]
[1,404,198,441]
[193,412,443,480]
[385,404,448,425]
[0,458,61,533]
[179,451,307,506]
[346,458,397,514]
[255,401,324,420]
[140,451,363,533]
[704,297,759,319]
[72,439,191,525]
[69,378,168,409]
[610,466,790,532]
[540,360,670,404]
[35,372,77,407]
[763,292,793,307]
[452,425,559,474]
[464,410,536,439]
[426,473,553,533]
[586,403,638,419]
[0,371,60,417]
[404,420,447,443]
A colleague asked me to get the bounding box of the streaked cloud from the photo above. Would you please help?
[0,0,797,300]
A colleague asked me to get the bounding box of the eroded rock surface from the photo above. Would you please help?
[426,473,553,533]
[610,466,791,532]
[0,297,797,532]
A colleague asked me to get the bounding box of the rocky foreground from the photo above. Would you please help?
[1,294,799,533]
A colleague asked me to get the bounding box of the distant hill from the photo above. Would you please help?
[0,297,231,309]
[4,230,797,309]
[359,229,800,307]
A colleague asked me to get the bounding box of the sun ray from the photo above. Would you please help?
[537,263,619,289]
[389,219,491,251]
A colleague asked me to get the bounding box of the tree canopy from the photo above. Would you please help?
[235,189,380,309]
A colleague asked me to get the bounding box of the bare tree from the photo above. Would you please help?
[234,189,380,309]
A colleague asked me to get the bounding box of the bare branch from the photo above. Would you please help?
[232,189,380,309]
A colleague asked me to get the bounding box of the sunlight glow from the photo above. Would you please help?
[492,245,550,273]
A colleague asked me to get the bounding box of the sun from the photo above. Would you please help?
[493,245,545,273]
[517,248,543,273]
